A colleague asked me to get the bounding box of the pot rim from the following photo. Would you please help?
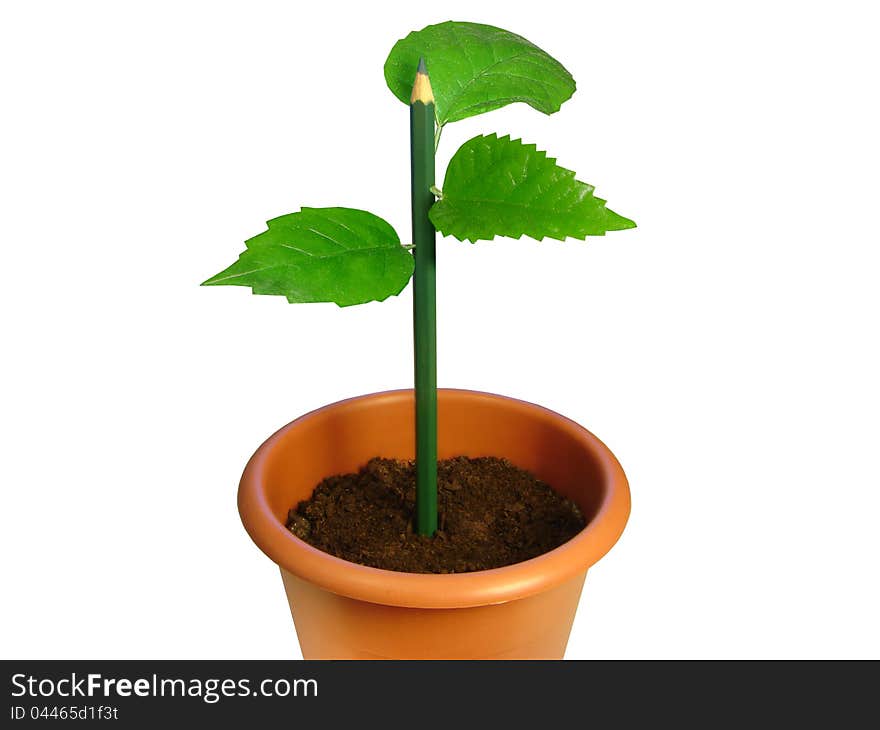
[238,388,630,609]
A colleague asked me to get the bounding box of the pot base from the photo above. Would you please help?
[281,567,586,659]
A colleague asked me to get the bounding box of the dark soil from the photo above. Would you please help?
[286,456,586,573]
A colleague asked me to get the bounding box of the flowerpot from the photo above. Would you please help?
[238,388,630,659]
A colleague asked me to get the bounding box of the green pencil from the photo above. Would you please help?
[410,58,438,536]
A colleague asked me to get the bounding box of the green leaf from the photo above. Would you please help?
[429,134,636,243]
[384,21,576,125]
[202,207,413,307]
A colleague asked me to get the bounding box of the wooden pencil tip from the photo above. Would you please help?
[410,58,434,105]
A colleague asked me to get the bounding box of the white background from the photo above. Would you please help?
[2,0,878,659]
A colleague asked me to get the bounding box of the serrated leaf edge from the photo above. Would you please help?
[430,134,636,243]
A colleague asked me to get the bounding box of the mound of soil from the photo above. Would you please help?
[286,456,585,573]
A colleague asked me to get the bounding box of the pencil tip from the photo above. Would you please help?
[410,57,434,104]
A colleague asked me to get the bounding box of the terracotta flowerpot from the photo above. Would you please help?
[238,389,630,659]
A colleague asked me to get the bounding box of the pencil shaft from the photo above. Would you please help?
[410,87,438,537]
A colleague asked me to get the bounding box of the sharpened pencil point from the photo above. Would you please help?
[410,58,434,105]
